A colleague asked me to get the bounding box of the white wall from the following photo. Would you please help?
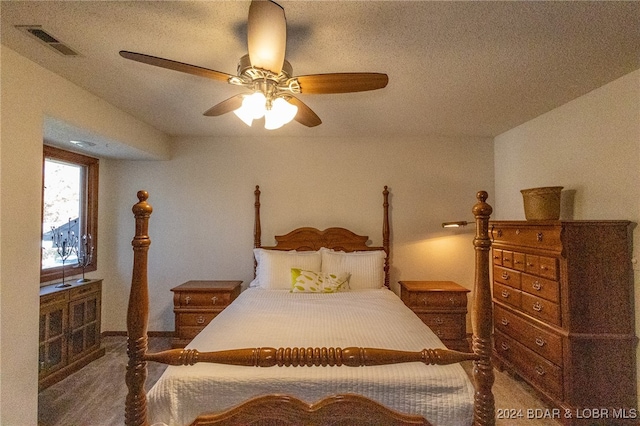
[494,69,640,404]
[103,135,495,332]
[0,46,169,425]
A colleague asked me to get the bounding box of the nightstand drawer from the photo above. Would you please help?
[417,313,465,339]
[404,291,467,309]
[176,312,218,327]
[175,291,233,308]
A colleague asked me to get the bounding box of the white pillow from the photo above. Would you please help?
[290,268,351,293]
[252,249,322,289]
[320,248,386,289]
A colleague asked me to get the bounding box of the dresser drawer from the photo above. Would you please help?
[495,331,563,399]
[41,291,70,307]
[538,256,558,280]
[494,305,562,365]
[512,252,526,271]
[491,224,562,252]
[521,292,561,326]
[502,250,513,269]
[70,281,101,299]
[492,248,502,265]
[493,282,521,309]
[175,291,233,308]
[493,266,521,289]
[416,313,466,340]
[404,291,467,309]
[521,274,559,303]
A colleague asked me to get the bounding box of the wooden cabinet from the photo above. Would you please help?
[491,221,637,424]
[39,279,105,390]
[171,280,242,348]
[399,280,470,352]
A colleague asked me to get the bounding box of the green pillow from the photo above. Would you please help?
[290,268,351,293]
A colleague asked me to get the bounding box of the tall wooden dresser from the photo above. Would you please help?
[491,221,637,424]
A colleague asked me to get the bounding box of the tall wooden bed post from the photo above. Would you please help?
[471,191,495,425]
[125,191,153,426]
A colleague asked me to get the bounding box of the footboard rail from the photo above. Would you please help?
[144,346,479,367]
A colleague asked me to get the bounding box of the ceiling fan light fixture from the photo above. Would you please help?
[264,97,298,130]
[234,92,267,126]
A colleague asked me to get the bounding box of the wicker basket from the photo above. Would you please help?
[520,186,563,220]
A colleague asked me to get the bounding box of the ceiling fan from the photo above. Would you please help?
[119,0,388,129]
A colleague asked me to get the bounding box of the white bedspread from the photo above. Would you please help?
[147,288,474,426]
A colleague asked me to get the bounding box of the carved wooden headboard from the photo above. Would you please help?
[252,185,391,288]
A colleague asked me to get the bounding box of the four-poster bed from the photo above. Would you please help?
[125,186,495,425]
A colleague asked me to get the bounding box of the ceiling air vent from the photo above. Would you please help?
[15,25,80,57]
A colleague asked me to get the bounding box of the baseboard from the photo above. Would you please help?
[102,330,174,337]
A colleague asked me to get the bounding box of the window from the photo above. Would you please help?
[42,145,99,283]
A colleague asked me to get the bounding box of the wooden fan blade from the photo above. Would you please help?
[295,73,389,94]
[119,51,233,83]
[203,94,245,116]
[247,0,286,75]
[287,96,322,127]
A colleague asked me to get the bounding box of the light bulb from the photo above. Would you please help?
[264,98,298,130]
[233,92,267,126]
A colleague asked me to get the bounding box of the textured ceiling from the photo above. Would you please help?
[2,1,639,148]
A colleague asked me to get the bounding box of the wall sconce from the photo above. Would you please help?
[442,221,468,228]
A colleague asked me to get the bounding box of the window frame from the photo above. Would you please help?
[41,145,99,283]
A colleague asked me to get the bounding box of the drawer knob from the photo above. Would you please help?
[212,296,218,305]
[537,232,543,242]
[501,290,510,298]
[497,229,503,237]
[532,301,543,312]
[501,272,509,280]
[535,337,546,347]
[532,281,542,291]
[501,342,510,351]
[500,318,509,326]
[435,317,444,325]
[535,365,546,376]
[196,315,205,325]
[185,296,191,305]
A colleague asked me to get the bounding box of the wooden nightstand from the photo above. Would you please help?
[399,280,470,352]
[170,280,242,348]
